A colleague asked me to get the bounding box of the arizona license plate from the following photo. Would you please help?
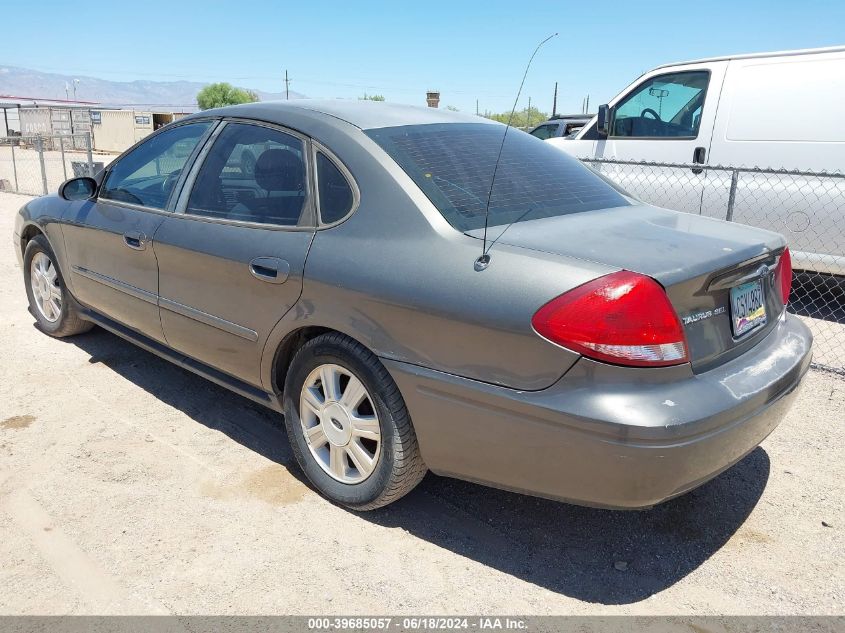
[730,279,767,337]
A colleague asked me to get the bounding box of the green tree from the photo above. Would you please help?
[197,82,259,110]
[359,93,386,101]
[484,106,549,129]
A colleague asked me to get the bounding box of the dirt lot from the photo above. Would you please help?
[0,191,843,615]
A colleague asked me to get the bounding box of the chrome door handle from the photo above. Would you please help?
[123,231,148,250]
[249,257,290,284]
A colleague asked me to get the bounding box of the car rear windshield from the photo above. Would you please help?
[365,123,629,232]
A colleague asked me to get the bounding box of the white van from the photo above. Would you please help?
[549,46,845,275]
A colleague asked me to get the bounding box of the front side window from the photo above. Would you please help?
[100,122,211,209]
[316,152,354,224]
[612,71,709,138]
[366,123,629,232]
[186,123,307,226]
[529,124,558,140]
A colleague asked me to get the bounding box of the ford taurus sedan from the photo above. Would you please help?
[13,101,812,510]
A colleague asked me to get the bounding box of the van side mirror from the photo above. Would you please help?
[59,177,97,201]
[597,104,611,137]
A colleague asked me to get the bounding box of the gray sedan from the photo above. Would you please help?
[13,101,812,510]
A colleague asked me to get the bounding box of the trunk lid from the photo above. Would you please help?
[470,204,787,372]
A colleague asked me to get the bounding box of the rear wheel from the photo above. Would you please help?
[283,332,427,510]
[23,235,92,338]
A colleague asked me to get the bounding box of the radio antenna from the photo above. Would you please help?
[475,32,558,272]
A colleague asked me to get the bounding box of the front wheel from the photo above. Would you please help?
[283,333,427,510]
[23,235,93,338]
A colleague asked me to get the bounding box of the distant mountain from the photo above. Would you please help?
[0,65,306,110]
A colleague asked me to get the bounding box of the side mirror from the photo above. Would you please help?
[596,104,611,138]
[58,177,97,201]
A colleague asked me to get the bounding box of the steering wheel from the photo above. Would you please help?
[640,108,660,120]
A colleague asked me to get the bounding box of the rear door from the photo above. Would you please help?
[152,120,316,387]
[62,120,214,342]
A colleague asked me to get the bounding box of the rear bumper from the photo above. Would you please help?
[386,312,812,509]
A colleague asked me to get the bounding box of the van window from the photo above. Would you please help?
[612,71,709,138]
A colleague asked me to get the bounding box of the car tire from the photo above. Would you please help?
[23,235,93,338]
[283,332,427,510]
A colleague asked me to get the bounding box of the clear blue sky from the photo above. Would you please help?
[5,0,845,114]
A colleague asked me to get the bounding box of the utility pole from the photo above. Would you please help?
[552,82,558,117]
[585,94,590,114]
[476,99,479,116]
[527,96,532,128]
[284,70,291,100]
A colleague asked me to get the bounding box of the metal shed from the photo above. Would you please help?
[18,105,94,149]
[91,109,157,153]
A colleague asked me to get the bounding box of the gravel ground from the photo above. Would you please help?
[0,191,843,615]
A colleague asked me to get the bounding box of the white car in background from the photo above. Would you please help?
[549,45,845,276]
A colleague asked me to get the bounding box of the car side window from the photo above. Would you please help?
[611,71,709,139]
[529,124,558,140]
[100,122,211,209]
[186,123,307,226]
[316,151,354,224]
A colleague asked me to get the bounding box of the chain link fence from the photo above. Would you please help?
[0,133,111,196]
[583,158,845,372]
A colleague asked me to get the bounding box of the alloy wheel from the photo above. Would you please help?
[299,363,381,484]
[30,252,62,323]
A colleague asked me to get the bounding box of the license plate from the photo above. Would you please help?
[730,279,767,337]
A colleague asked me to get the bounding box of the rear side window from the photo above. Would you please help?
[100,121,211,209]
[316,152,354,224]
[186,123,307,226]
[366,123,629,232]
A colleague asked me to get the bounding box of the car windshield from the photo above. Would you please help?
[366,122,629,232]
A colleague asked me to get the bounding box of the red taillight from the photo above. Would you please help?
[532,271,689,367]
[775,247,792,306]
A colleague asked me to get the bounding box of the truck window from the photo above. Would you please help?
[612,71,709,138]
[529,124,559,139]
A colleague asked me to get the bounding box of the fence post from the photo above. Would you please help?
[36,135,48,195]
[726,169,739,222]
[10,141,19,193]
[60,136,67,181]
[85,132,94,177]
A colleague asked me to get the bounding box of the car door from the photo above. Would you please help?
[592,63,727,214]
[62,120,215,342]
[152,120,316,387]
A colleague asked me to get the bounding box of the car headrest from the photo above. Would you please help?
[254,148,304,193]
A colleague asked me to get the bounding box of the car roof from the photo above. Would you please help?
[549,114,592,120]
[189,99,499,131]
[653,44,845,70]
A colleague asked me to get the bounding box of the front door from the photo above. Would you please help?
[63,120,214,341]
[153,121,315,387]
[593,63,726,214]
